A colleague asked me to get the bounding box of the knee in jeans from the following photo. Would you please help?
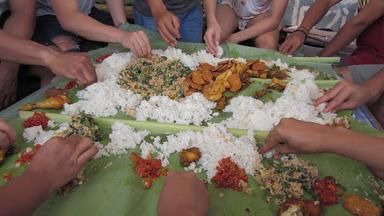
[51,35,78,52]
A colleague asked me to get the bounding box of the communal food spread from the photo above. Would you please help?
[0,46,383,216]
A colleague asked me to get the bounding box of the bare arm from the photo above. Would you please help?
[320,0,384,56]
[50,0,151,57]
[0,136,98,216]
[106,0,127,26]
[3,0,36,39]
[279,0,341,54]
[259,118,384,175]
[228,0,289,42]
[146,0,168,17]
[50,0,124,43]
[203,0,221,55]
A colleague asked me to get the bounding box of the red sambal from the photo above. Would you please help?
[212,157,248,191]
[23,112,49,129]
[16,144,42,166]
[63,80,79,91]
[130,152,167,189]
[95,54,111,63]
[312,176,343,205]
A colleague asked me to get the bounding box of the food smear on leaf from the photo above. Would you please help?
[131,152,166,189]
[212,157,249,192]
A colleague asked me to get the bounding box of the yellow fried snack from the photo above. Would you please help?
[20,95,71,111]
[179,147,202,167]
[191,70,206,85]
[187,79,203,90]
[201,68,213,82]
[203,83,224,101]
[228,73,242,92]
[344,195,382,216]
[215,96,226,110]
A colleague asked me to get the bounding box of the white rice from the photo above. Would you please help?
[223,70,337,131]
[95,121,149,158]
[95,52,133,82]
[136,92,216,125]
[23,123,69,145]
[153,125,262,179]
[62,80,142,117]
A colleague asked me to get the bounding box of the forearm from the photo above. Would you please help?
[146,0,167,16]
[235,17,278,42]
[299,0,341,30]
[320,21,366,56]
[106,0,127,26]
[2,0,35,39]
[0,30,54,66]
[59,13,125,44]
[324,128,384,171]
[0,170,53,216]
[361,69,384,103]
[204,0,217,25]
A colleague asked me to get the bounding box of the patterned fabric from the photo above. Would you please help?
[220,0,272,30]
[36,0,95,16]
[358,0,370,9]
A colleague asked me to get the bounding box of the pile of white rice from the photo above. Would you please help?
[136,92,216,125]
[23,122,69,145]
[223,69,336,131]
[95,121,149,158]
[96,122,262,180]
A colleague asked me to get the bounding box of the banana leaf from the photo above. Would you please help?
[0,113,381,216]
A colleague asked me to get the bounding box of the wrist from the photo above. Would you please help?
[40,47,58,70]
[321,126,350,153]
[23,169,55,198]
[152,7,167,18]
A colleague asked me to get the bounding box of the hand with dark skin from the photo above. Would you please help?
[158,171,210,216]
[0,135,98,216]
[259,118,384,179]
[315,69,384,112]
[0,118,17,150]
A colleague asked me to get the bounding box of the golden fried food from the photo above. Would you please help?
[215,96,226,110]
[202,68,213,82]
[279,199,322,216]
[20,95,71,111]
[344,195,382,216]
[268,77,287,92]
[251,60,267,71]
[199,63,214,71]
[180,147,202,167]
[203,83,224,101]
[191,71,206,85]
[228,73,242,92]
[187,79,203,90]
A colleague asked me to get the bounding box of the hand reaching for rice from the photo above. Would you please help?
[0,118,17,150]
[158,171,209,216]
[204,21,221,56]
[314,80,371,112]
[44,50,97,86]
[27,135,98,194]
[259,118,333,158]
[279,31,306,55]
[120,31,152,58]
[154,10,180,47]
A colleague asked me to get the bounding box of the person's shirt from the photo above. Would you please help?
[36,0,95,17]
[133,0,200,17]
[0,0,8,17]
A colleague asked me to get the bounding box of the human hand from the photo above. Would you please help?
[0,118,17,150]
[0,62,18,109]
[26,135,98,194]
[45,50,97,86]
[158,171,210,216]
[314,80,371,112]
[120,31,152,58]
[279,31,306,55]
[204,21,221,56]
[154,10,180,47]
[224,33,241,44]
[259,118,334,158]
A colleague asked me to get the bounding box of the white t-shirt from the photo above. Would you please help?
[36,0,95,16]
[0,0,9,17]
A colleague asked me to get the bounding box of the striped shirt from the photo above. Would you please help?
[358,0,370,9]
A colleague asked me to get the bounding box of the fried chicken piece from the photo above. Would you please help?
[344,195,382,216]
[180,147,202,167]
[279,199,322,216]
[20,95,71,111]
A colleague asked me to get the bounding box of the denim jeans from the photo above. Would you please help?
[134,5,203,43]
